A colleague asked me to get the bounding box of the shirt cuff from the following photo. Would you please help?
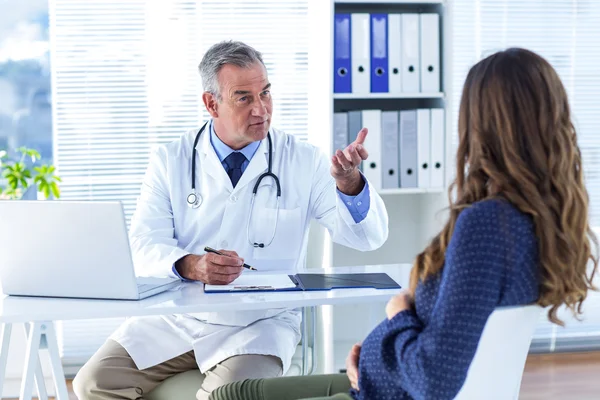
[172,264,194,282]
[337,174,371,223]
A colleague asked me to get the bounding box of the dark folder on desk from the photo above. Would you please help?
[290,273,400,291]
[204,272,401,293]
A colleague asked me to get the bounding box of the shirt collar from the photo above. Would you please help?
[209,119,261,162]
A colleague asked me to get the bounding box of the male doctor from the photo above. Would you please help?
[74,40,388,400]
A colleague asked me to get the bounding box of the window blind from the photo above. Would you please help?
[452,0,600,352]
[49,0,308,366]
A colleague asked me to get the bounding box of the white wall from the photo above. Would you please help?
[332,193,447,267]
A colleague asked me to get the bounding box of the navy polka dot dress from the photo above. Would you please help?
[353,199,540,400]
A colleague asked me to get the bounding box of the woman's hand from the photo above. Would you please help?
[385,290,413,320]
[345,342,362,390]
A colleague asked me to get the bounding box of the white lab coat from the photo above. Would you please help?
[110,124,389,374]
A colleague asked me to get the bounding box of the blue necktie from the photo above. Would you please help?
[224,152,247,187]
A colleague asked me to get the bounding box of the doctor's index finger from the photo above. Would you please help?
[218,249,240,258]
[207,252,243,267]
[352,128,368,145]
[209,265,243,277]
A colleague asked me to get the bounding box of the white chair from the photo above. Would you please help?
[453,304,542,400]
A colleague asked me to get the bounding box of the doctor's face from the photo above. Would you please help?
[208,62,273,150]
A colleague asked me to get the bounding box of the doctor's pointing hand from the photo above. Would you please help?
[331,128,370,196]
[74,40,388,400]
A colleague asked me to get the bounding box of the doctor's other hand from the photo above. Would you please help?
[385,290,413,320]
[331,127,369,196]
[345,342,362,391]
[175,250,243,285]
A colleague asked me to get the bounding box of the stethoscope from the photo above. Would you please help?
[186,121,281,248]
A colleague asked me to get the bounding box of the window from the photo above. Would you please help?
[51,0,308,225]
[452,0,600,352]
[0,0,52,190]
[49,0,308,368]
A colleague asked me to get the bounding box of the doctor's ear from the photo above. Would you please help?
[202,92,219,118]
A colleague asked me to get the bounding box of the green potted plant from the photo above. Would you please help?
[0,147,61,200]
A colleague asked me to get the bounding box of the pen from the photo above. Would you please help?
[204,246,258,271]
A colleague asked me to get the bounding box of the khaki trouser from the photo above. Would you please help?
[73,339,283,400]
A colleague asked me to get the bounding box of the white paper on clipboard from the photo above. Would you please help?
[204,274,297,292]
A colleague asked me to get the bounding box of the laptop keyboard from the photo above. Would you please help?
[137,283,159,293]
[136,277,178,294]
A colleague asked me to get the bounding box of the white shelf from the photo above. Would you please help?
[335,0,443,4]
[378,188,445,195]
[333,92,444,100]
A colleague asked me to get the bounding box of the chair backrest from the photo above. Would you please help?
[453,304,542,400]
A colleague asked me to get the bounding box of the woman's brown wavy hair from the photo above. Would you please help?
[408,48,598,325]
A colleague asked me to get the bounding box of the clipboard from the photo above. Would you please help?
[292,273,400,291]
[204,272,401,293]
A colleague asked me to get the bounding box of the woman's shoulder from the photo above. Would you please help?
[457,198,533,229]
[452,198,537,254]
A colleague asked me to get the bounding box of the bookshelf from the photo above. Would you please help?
[307,0,453,373]
[379,187,444,195]
[333,92,444,99]
[307,0,453,268]
[335,0,444,4]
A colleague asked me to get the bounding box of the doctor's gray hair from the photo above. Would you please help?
[198,40,265,100]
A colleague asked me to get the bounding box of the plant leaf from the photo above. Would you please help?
[27,149,41,162]
[50,182,61,199]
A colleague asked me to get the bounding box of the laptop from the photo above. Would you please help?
[0,200,181,300]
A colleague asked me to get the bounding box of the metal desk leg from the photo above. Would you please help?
[19,322,41,400]
[20,322,69,400]
[23,324,49,400]
[43,322,69,400]
[301,306,317,376]
[0,323,12,396]
[34,365,49,400]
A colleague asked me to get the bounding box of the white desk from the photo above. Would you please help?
[0,264,409,400]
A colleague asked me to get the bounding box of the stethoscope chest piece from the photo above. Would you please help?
[187,192,202,209]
